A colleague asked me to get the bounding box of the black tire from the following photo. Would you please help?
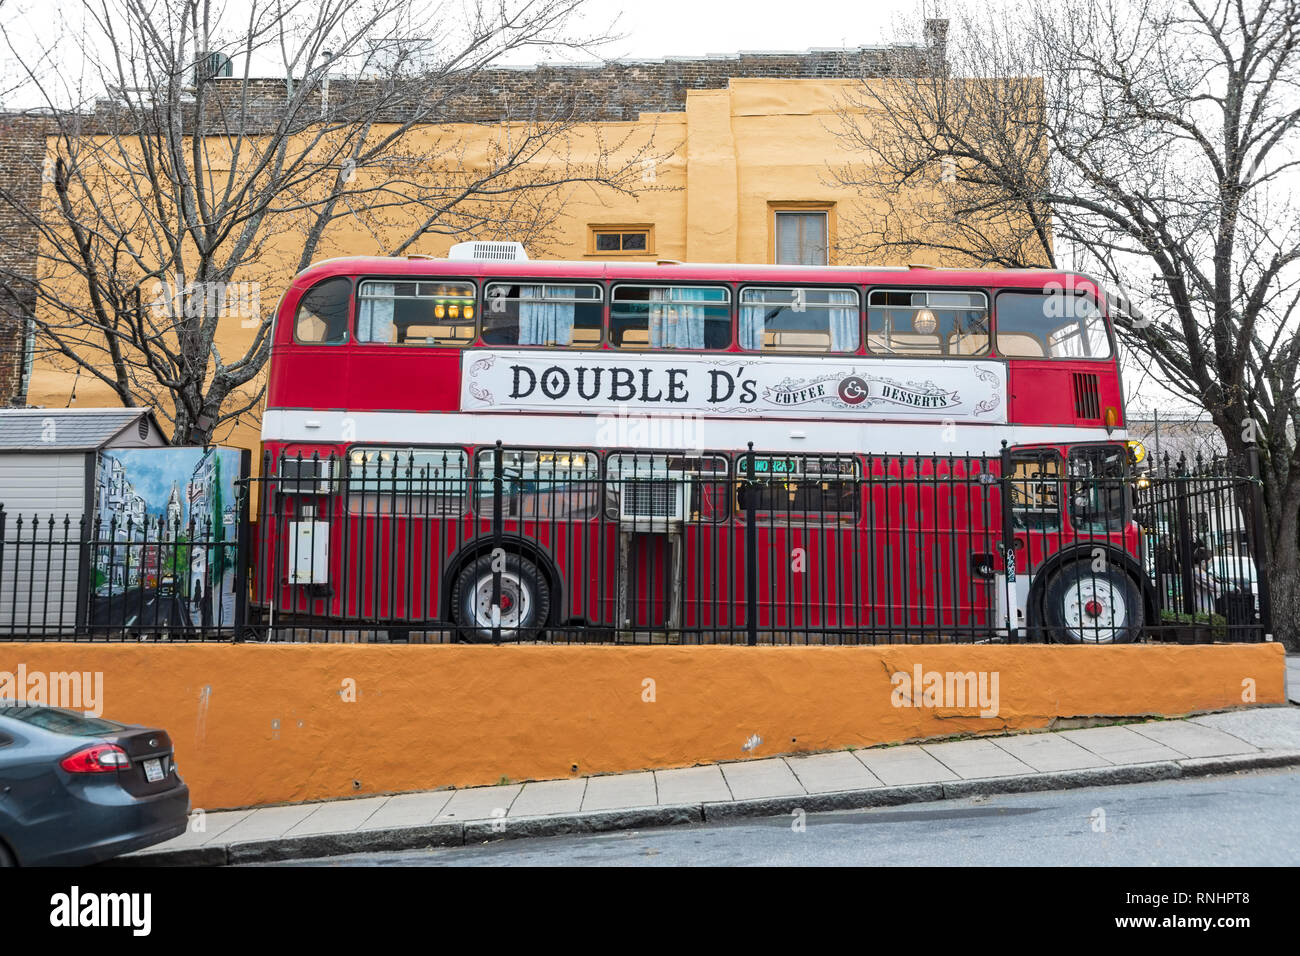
[1043,559,1143,644]
[450,552,550,643]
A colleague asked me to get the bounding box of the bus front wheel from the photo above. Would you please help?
[451,553,550,643]
[1042,561,1142,645]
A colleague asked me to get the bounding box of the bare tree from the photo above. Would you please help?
[832,0,1300,647]
[0,0,669,444]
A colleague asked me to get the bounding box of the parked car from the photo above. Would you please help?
[0,703,189,865]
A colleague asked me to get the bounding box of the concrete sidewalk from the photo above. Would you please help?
[124,704,1300,866]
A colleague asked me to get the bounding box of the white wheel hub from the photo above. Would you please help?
[470,572,530,630]
[1061,576,1128,643]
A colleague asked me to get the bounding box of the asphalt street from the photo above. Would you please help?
[271,768,1300,867]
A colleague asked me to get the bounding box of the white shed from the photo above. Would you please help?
[0,408,167,634]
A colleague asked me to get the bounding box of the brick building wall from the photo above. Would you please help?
[0,113,53,406]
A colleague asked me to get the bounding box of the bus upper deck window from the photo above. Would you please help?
[356,280,476,345]
[995,291,1111,358]
[481,283,603,347]
[294,277,352,345]
[740,287,859,353]
[610,285,731,350]
[867,290,989,356]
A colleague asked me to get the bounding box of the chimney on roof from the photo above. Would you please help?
[923,18,949,56]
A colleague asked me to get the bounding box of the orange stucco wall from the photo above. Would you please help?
[1,642,1285,809]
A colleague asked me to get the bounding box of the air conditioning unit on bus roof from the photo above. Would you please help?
[447,241,529,262]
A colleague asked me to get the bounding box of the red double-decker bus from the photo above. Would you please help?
[255,241,1151,644]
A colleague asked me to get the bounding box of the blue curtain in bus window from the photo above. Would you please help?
[357,283,395,343]
[649,287,705,349]
[739,303,765,350]
[827,290,858,351]
[519,285,575,345]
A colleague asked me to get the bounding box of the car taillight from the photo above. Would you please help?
[60,743,130,773]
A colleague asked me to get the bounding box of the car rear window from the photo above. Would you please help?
[0,704,125,736]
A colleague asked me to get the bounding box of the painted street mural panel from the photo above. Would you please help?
[92,447,246,630]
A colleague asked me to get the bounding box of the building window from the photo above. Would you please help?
[481,283,603,347]
[589,224,654,256]
[356,280,475,346]
[773,209,829,265]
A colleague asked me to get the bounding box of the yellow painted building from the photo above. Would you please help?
[23,37,954,454]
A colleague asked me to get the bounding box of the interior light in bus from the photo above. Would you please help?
[464,305,474,319]
[913,309,937,334]
[448,305,460,318]
[434,304,446,319]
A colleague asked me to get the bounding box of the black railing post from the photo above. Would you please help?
[492,440,504,644]
[745,442,758,646]
[1174,456,1196,617]
[998,440,1020,643]
[1246,443,1274,640]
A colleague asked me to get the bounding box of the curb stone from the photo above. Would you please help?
[117,750,1300,866]
[463,804,701,843]
[1177,749,1300,777]
[939,761,1183,799]
[701,783,946,821]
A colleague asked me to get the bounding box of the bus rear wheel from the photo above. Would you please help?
[451,553,550,643]
[1042,560,1142,644]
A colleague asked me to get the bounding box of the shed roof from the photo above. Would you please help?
[0,408,168,451]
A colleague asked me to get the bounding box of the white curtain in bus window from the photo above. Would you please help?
[611,286,730,349]
[739,287,859,352]
[519,285,574,345]
[483,284,601,347]
[648,287,708,348]
[994,291,1111,358]
[357,282,395,343]
[866,290,989,356]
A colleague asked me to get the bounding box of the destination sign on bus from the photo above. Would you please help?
[461,351,1006,423]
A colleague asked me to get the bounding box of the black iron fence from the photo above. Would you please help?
[0,443,1273,645]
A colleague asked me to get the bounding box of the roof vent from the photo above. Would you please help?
[447,241,529,262]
